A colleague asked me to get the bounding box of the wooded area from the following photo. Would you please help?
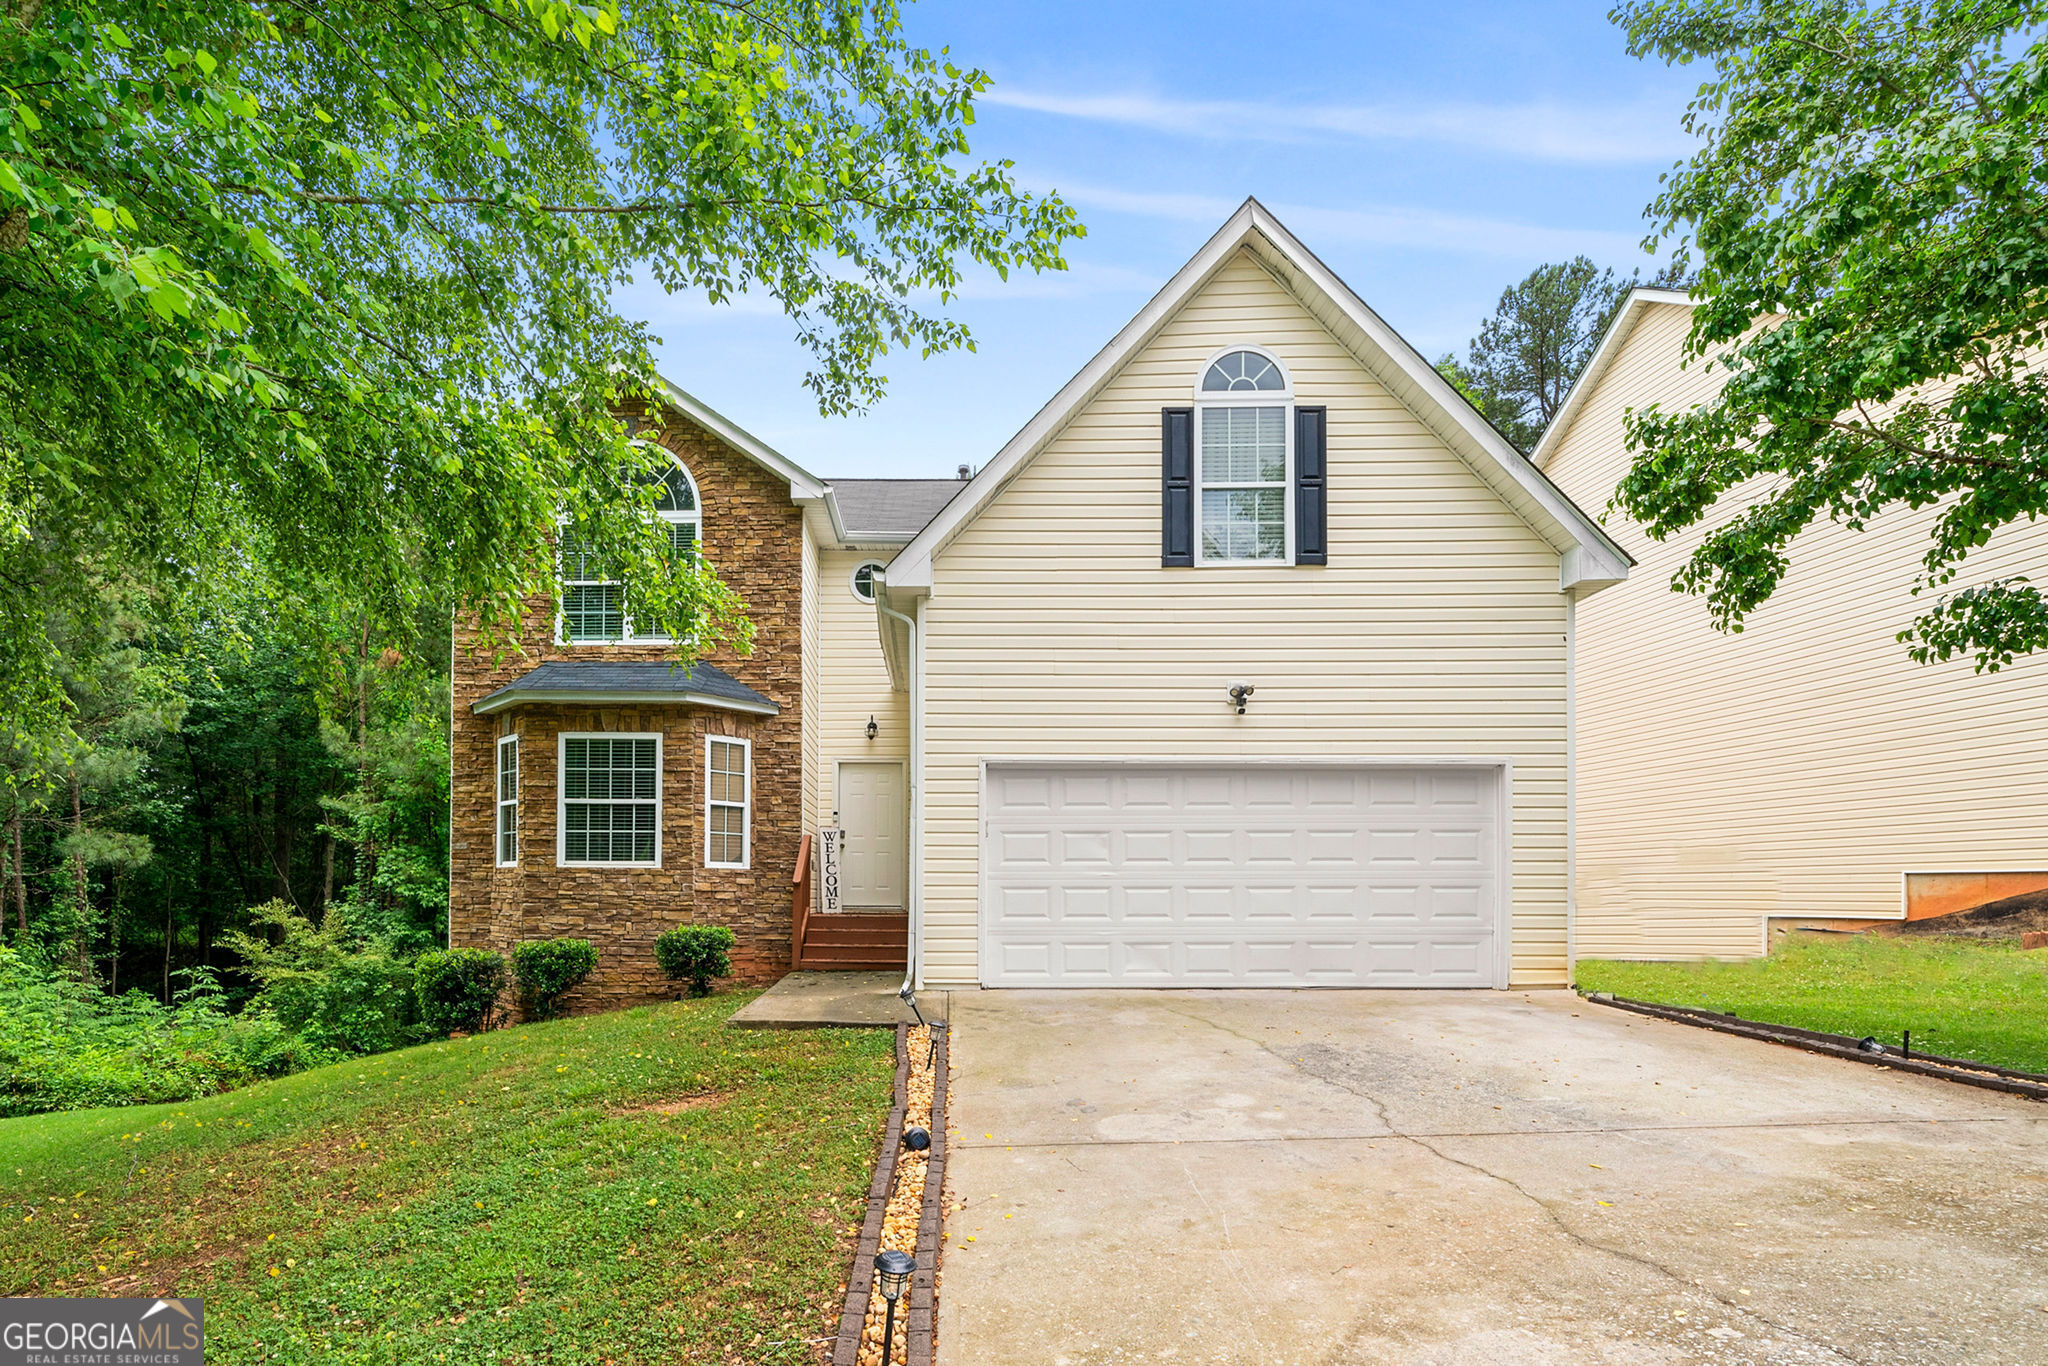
[1,596,450,1002]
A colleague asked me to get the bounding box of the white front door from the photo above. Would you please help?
[838,761,907,910]
[981,762,1506,987]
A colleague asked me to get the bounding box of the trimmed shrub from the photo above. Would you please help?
[511,938,598,1020]
[415,948,507,1034]
[655,925,736,998]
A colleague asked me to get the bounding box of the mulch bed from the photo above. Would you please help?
[1586,992,2048,1102]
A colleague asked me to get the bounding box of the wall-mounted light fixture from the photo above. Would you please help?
[1228,683,1255,715]
[865,715,879,740]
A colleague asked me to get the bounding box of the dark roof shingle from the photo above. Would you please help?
[828,478,967,539]
[472,660,777,716]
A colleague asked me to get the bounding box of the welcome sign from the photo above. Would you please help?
[2,1298,203,1365]
[817,826,843,913]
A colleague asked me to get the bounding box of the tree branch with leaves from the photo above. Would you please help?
[0,0,1084,767]
[1613,0,2048,671]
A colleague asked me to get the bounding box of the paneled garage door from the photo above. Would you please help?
[980,763,1504,987]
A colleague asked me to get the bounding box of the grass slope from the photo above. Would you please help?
[1579,936,2048,1075]
[0,992,894,1365]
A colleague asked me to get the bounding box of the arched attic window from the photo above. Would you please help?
[1200,348,1287,394]
[651,463,701,559]
[561,456,702,644]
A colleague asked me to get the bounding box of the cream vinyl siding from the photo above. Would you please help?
[800,523,821,838]
[918,253,1572,988]
[1542,300,2048,959]
[818,547,910,819]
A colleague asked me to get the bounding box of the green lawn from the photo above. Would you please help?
[0,993,893,1365]
[1578,935,2048,1075]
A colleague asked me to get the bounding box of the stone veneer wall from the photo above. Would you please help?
[449,402,804,1015]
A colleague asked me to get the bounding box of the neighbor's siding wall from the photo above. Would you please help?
[919,250,1572,988]
[817,547,910,821]
[1541,300,2048,959]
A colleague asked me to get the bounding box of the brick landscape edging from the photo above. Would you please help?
[833,1024,911,1366]
[1587,993,2048,1101]
[907,1024,948,1366]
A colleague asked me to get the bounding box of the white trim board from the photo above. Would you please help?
[648,374,828,502]
[1530,287,1698,472]
[885,198,1632,597]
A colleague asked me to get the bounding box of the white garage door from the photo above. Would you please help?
[981,763,1504,988]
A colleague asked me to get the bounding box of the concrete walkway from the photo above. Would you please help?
[938,990,2048,1366]
[726,971,944,1029]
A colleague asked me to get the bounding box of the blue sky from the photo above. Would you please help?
[619,1,1700,479]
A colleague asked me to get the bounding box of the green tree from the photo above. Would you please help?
[0,0,1083,762]
[1437,257,1642,452]
[1613,0,2048,670]
[1,593,183,982]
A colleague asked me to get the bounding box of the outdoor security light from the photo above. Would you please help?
[866,715,879,740]
[1228,682,1255,714]
[901,1126,931,1152]
[874,1249,914,1303]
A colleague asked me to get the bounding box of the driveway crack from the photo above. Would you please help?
[1153,1001,1875,1366]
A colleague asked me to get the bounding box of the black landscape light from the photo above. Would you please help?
[901,1126,931,1152]
[874,1249,915,1363]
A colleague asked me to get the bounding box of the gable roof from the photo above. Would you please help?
[829,478,969,541]
[649,374,829,501]
[881,198,1632,596]
[1530,288,1698,472]
[472,659,778,717]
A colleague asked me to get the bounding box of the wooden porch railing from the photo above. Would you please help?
[790,832,813,969]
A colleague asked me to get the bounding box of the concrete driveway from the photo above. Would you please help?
[935,990,2048,1366]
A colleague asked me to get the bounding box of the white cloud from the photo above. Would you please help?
[981,87,1692,165]
[1041,180,1647,262]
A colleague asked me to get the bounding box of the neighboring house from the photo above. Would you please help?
[449,198,1634,1006]
[1536,290,2048,959]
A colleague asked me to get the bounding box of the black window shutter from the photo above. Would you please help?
[1294,405,1328,565]
[1162,407,1194,566]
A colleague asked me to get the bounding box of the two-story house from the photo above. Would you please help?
[449,199,1631,1009]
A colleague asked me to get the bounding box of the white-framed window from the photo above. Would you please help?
[849,559,886,603]
[560,456,701,644]
[1195,347,1292,564]
[495,734,519,866]
[558,733,662,866]
[704,736,751,869]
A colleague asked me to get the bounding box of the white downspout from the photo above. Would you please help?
[1563,591,1578,988]
[875,597,924,993]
